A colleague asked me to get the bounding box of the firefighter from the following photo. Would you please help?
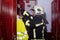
[17,4,29,40]
[30,5,48,40]
[20,8,34,40]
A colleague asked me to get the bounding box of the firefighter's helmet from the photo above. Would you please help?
[31,5,44,15]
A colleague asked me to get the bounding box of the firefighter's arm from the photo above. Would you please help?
[35,19,44,27]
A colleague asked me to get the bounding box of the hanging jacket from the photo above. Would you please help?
[17,15,29,40]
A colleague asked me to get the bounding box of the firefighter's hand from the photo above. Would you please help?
[25,20,30,26]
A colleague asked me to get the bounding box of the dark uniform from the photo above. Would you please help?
[34,15,48,39]
[28,14,48,40]
[23,13,34,40]
[20,8,34,40]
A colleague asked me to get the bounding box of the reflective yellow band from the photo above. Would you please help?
[36,19,44,27]
[36,22,43,27]
[30,16,33,20]
[42,26,45,39]
[17,32,28,39]
[23,11,29,16]
[22,35,26,39]
[17,35,27,40]
[17,32,22,34]
[43,26,45,30]
[17,37,23,40]
[33,29,36,38]
[17,31,27,35]
[25,20,30,26]
[24,31,27,34]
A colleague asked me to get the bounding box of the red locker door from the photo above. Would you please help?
[52,0,60,40]
[1,0,17,40]
[56,0,60,40]
[51,1,57,40]
[0,0,2,40]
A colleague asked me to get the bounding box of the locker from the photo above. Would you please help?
[1,0,17,40]
[52,0,60,40]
